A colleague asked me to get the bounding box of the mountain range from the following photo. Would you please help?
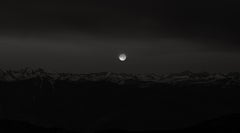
[1,67,240,87]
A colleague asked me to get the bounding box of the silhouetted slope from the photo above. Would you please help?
[0,119,78,133]
[183,113,240,133]
[95,114,240,133]
[1,113,240,133]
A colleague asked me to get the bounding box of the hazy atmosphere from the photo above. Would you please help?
[1,0,240,73]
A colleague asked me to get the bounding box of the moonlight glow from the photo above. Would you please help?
[119,53,127,61]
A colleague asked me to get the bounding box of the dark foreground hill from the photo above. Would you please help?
[0,119,77,133]
[1,68,240,132]
[1,113,240,133]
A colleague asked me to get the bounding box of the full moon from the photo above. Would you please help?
[119,53,127,61]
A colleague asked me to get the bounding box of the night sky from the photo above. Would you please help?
[1,0,240,73]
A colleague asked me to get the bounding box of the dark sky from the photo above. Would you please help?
[1,0,240,73]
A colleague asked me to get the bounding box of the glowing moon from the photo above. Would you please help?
[119,53,127,61]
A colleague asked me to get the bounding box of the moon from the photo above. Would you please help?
[119,53,127,61]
